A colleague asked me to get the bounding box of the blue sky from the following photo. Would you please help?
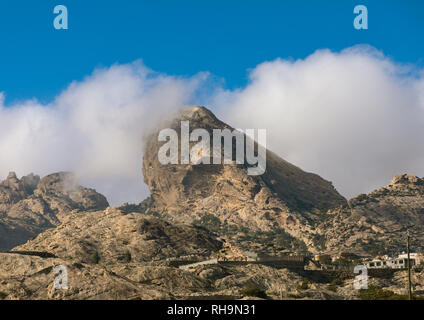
[0,1,423,204]
[0,0,423,105]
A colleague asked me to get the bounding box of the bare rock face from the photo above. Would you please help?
[0,172,109,251]
[1,207,224,300]
[15,207,223,264]
[390,173,424,186]
[0,253,170,300]
[0,172,40,214]
[33,172,109,221]
[141,107,424,257]
[142,106,346,252]
[318,174,424,256]
[143,106,345,212]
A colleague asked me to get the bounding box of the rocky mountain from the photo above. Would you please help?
[3,248,424,300]
[141,106,424,257]
[0,252,171,299]
[142,106,346,252]
[0,249,313,300]
[14,207,223,264]
[1,105,424,300]
[0,172,108,250]
[4,207,311,300]
[318,174,424,256]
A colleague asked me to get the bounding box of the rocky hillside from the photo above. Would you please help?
[1,207,226,300]
[0,252,171,299]
[14,207,223,264]
[1,105,424,300]
[0,172,108,250]
[142,106,346,252]
[140,106,424,257]
[318,174,424,256]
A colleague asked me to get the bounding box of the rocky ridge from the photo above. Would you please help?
[14,207,223,264]
[142,106,347,253]
[318,174,424,256]
[0,172,108,250]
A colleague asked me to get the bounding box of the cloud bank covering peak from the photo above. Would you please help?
[1,46,423,205]
[0,62,208,205]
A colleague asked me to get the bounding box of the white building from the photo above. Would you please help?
[398,253,422,265]
[364,253,421,269]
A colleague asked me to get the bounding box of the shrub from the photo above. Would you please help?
[327,278,342,292]
[119,203,142,214]
[124,250,132,263]
[328,284,337,292]
[297,278,310,290]
[241,283,267,299]
[312,234,327,251]
[333,257,352,266]
[358,285,407,300]
[199,214,222,232]
[89,251,100,264]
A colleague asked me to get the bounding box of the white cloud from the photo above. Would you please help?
[1,46,423,205]
[0,61,208,205]
[213,45,424,198]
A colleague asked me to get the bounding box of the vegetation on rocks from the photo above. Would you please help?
[297,278,310,290]
[358,285,408,300]
[241,283,267,299]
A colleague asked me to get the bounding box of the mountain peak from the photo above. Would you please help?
[390,173,423,186]
[142,105,346,252]
[0,171,109,251]
[6,171,17,180]
[179,105,219,121]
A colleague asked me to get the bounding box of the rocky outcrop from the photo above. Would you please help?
[1,207,224,300]
[318,174,424,256]
[0,172,109,251]
[142,106,346,252]
[0,172,40,214]
[14,207,223,264]
[141,106,424,257]
[143,106,345,212]
[0,253,170,300]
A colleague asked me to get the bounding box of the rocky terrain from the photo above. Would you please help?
[1,105,424,300]
[318,174,424,256]
[14,207,223,264]
[142,106,424,257]
[0,172,108,250]
[0,207,225,300]
[142,106,346,253]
